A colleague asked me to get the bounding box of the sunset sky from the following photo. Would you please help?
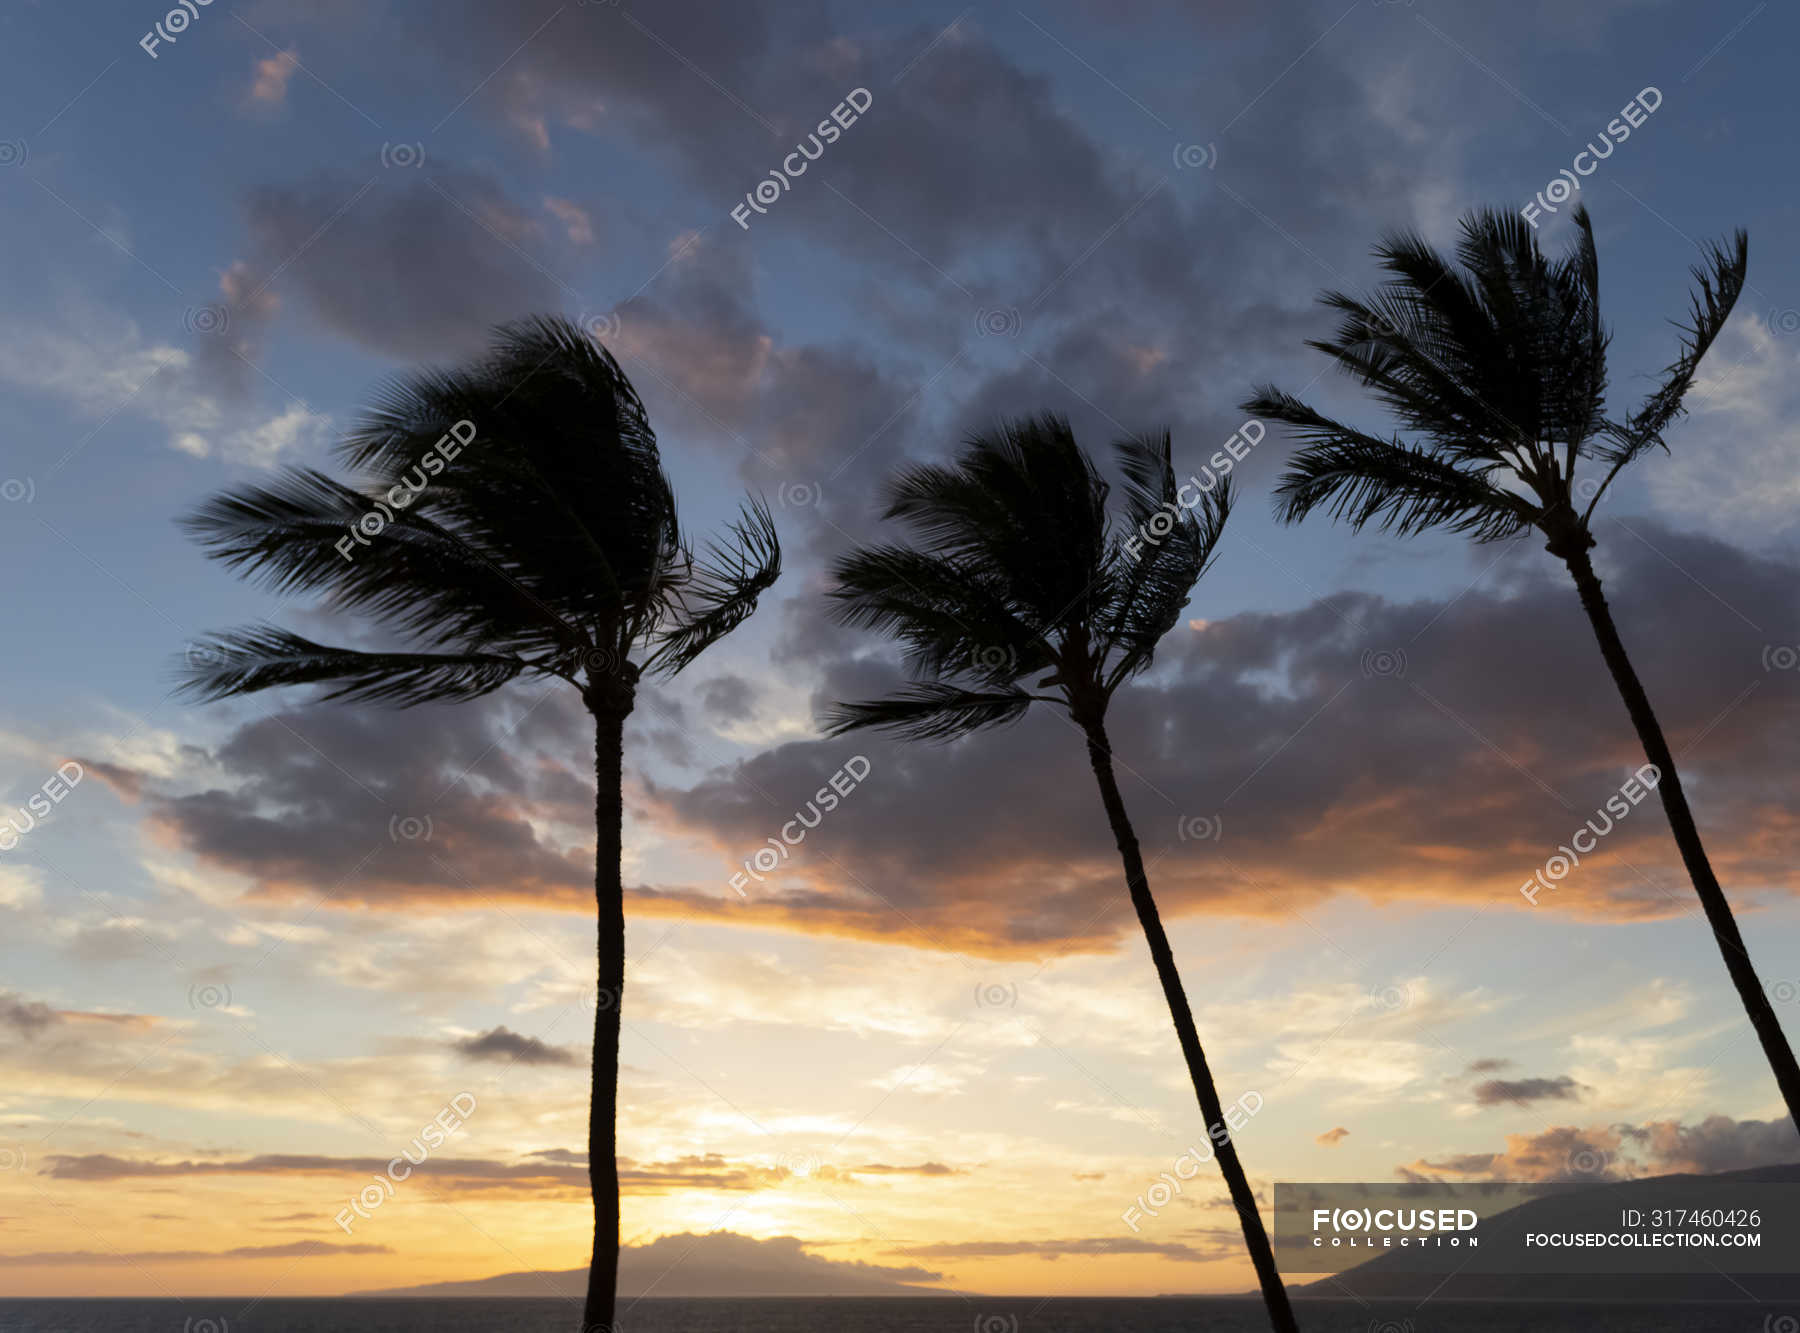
[3,0,1800,1306]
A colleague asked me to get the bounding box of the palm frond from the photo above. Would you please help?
[827,412,1237,738]
[883,415,1111,631]
[828,543,1050,686]
[175,625,529,706]
[340,315,682,632]
[1258,202,1746,553]
[182,315,781,713]
[821,683,1033,743]
[644,498,782,676]
[1249,387,1533,540]
[179,467,585,659]
[1099,434,1229,688]
[1594,227,1747,475]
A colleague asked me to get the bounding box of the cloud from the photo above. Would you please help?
[1400,1114,1800,1182]
[40,1148,936,1197]
[136,694,597,911]
[0,991,158,1038]
[1316,1127,1350,1146]
[264,5,1425,546]
[620,1154,963,1192]
[250,49,300,104]
[696,674,760,724]
[449,1025,576,1066]
[42,1151,587,1190]
[78,758,148,803]
[1649,316,1800,541]
[243,170,565,361]
[600,231,922,514]
[543,195,595,244]
[0,1241,389,1267]
[900,1233,1243,1262]
[1471,1075,1585,1108]
[0,308,325,466]
[0,866,43,911]
[646,522,1800,954]
[138,519,1800,960]
[524,1147,585,1164]
[0,992,55,1036]
[1631,1114,1800,1175]
[848,1161,961,1177]
[105,522,1800,960]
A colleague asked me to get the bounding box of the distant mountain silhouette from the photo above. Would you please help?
[1295,1163,1800,1301]
[358,1230,954,1299]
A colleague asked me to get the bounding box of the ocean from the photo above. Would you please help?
[0,1299,1786,1332]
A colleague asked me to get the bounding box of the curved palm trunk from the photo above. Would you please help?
[1562,547,1800,1132]
[1081,720,1299,1333]
[583,704,627,1332]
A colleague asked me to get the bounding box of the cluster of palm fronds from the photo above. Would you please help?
[181,315,779,708]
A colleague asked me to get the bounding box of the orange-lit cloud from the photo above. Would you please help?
[1399,1113,1800,1182]
[250,50,300,104]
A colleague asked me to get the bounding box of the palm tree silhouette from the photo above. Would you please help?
[1246,206,1800,1133]
[825,416,1299,1332]
[175,315,781,1332]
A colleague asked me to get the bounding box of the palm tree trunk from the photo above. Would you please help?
[1081,719,1299,1333]
[1562,546,1800,1133]
[583,703,627,1332]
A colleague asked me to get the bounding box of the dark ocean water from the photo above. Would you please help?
[0,1299,1788,1332]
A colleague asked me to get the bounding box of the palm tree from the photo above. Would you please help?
[1245,205,1800,1133]
[175,315,781,1332]
[825,416,1299,1332]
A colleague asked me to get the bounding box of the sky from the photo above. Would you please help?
[2,0,1800,1309]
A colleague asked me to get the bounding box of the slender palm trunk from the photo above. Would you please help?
[1081,718,1299,1333]
[583,703,628,1332]
[1562,546,1800,1133]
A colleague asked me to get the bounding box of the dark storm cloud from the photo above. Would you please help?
[552,9,1391,500]
[605,233,922,485]
[248,4,1436,529]
[134,520,1800,950]
[139,693,597,910]
[244,170,564,361]
[1471,1075,1585,1107]
[645,522,1800,954]
[696,674,760,723]
[420,2,1421,296]
[449,1025,576,1066]
[162,5,1793,951]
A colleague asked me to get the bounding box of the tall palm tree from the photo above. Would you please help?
[825,416,1299,1332]
[175,315,781,1332]
[1245,205,1800,1133]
